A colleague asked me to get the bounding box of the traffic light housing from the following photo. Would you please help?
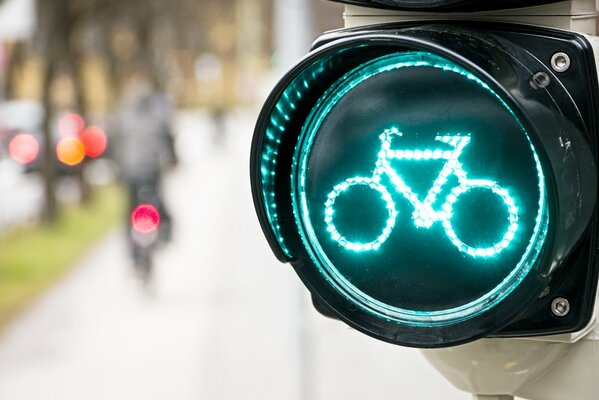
[329,0,562,11]
[251,4,599,348]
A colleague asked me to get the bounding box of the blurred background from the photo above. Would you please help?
[0,0,469,398]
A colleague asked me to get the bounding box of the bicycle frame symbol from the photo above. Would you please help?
[323,128,519,257]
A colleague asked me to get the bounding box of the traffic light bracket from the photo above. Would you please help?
[343,0,597,33]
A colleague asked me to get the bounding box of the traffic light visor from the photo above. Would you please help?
[292,51,548,325]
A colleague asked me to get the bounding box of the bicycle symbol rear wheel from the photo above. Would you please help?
[324,177,397,251]
[441,180,519,257]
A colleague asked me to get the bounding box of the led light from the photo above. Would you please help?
[324,177,397,251]
[131,204,161,234]
[325,130,519,256]
[441,180,519,257]
[292,51,548,326]
[259,56,333,258]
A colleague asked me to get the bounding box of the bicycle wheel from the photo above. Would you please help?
[442,179,519,257]
[324,177,397,251]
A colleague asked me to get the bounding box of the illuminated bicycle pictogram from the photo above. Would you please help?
[324,127,519,257]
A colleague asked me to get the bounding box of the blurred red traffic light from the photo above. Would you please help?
[131,204,161,234]
[80,126,107,158]
[58,113,85,137]
[8,133,39,165]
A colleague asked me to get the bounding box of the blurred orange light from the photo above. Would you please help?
[80,126,107,158]
[58,113,85,137]
[56,137,85,166]
[8,133,39,165]
[131,204,161,234]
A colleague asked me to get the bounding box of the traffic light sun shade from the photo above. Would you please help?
[251,25,599,347]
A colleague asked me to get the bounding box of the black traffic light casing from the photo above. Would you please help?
[329,0,563,11]
[251,7,599,348]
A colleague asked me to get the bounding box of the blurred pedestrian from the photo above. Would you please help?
[210,106,227,147]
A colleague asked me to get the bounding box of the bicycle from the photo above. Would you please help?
[324,127,519,257]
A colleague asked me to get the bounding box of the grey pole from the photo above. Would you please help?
[273,2,315,398]
[274,0,313,72]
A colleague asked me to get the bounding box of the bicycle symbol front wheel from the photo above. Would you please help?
[441,180,519,257]
[324,177,397,251]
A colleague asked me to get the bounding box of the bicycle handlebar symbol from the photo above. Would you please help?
[324,128,519,257]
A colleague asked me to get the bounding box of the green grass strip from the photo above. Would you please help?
[0,185,125,331]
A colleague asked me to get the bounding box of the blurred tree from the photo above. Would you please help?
[35,0,92,220]
[36,0,65,221]
[25,0,338,221]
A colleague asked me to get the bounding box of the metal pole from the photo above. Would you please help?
[274,0,313,72]
[273,1,314,398]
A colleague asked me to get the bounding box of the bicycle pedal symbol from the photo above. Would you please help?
[324,127,519,257]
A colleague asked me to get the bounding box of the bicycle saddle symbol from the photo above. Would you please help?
[324,127,519,257]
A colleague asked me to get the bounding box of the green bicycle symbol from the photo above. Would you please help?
[324,127,519,257]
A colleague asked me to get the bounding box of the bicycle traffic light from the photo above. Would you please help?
[250,0,599,348]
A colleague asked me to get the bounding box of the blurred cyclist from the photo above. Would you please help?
[112,72,176,281]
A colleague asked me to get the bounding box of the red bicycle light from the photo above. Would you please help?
[131,204,161,234]
[9,133,39,165]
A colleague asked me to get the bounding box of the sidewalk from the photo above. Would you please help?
[0,110,467,400]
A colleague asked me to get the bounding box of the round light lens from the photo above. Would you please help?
[293,51,548,326]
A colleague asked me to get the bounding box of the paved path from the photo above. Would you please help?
[0,111,468,400]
